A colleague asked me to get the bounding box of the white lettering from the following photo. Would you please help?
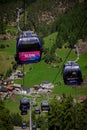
[24,54,35,58]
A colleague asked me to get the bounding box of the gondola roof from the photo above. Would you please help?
[41,101,49,106]
[20,97,29,103]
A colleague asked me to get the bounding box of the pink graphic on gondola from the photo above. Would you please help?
[19,51,40,62]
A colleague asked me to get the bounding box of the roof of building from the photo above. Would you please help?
[6,85,14,90]
[0,87,8,92]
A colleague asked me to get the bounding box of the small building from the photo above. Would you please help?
[37,88,51,94]
[34,85,40,90]
[40,81,54,89]
[16,87,30,95]
[0,87,9,100]
[6,84,14,91]
[0,87,8,93]
[13,84,22,89]
[18,73,24,78]
[22,87,30,94]
[2,79,13,85]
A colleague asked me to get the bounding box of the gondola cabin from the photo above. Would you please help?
[35,107,41,114]
[22,122,27,129]
[63,61,83,85]
[19,97,30,115]
[32,125,37,130]
[15,31,42,65]
[41,101,50,112]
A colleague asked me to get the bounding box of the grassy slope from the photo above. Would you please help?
[15,61,59,86]
[43,32,58,50]
[78,53,87,78]
[0,40,16,74]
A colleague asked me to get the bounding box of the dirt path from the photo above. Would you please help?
[11,94,19,103]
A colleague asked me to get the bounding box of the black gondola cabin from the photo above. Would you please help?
[22,122,27,129]
[35,107,41,114]
[41,101,50,112]
[32,125,37,130]
[19,97,30,115]
[63,61,83,85]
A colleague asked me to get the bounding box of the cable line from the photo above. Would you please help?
[52,16,87,84]
[23,0,26,29]
[52,48,72,84]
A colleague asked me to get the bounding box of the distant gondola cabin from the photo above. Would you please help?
[32,125,37,130]
[22,122,27,129]
[63,61,83,85]
[19,97,30,115]
[41,101,50,112]
[35,107,41,114]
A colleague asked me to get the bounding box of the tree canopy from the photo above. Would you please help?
[48,95,87,130]
[0,98,13,130]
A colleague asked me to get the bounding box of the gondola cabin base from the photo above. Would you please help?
[21,110,28,115]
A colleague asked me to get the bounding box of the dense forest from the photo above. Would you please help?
[0,95,87,130]
[0,98,13,130]
[0,0,87,41]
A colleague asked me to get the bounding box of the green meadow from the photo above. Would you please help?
[0,40,16,74]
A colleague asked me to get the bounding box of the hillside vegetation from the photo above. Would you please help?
[0,1,87,130]
[0,0,87,39]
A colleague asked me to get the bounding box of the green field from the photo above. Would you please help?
[0,40,16,74]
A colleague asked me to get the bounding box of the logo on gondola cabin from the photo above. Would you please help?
[19,51,40,61]
[24,53,35,58]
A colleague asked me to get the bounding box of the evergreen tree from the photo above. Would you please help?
[0,98,13,130]
[10,113,22,126]
[75,101,87,130]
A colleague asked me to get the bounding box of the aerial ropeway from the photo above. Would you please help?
[63,61,83,85]
[41,100,50,112]
[32,125,37,130]
[19,97,30,115]
[15,31,42,65]
[21,122,27,129]
[34,107,41,114]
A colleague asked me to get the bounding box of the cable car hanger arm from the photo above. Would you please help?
[16,8,24,33]
[74,44,79,63]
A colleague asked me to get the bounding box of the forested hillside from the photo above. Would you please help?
[0,0,87,40]
[55,1,87,48]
